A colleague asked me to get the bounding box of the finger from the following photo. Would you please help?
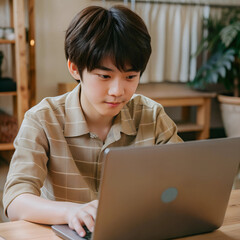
[69,217,87,238]
[80,210,95,232]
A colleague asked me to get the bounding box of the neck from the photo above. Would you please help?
[87,114,113,129]
[79,88,115,141]
[86,115,114,142]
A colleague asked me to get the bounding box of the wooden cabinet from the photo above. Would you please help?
[0,0,33,151]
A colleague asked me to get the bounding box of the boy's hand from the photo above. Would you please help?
[67,200,98,237]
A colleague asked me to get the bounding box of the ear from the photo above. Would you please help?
[67,59,80,80]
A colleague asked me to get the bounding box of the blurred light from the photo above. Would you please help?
[30,39,35,46]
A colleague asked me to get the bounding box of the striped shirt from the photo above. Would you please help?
[3,83,182,213]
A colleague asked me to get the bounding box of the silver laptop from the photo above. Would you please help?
[52,137,240,240]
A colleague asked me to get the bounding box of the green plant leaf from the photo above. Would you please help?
[222,60,232,70]
[218,67,226,78]
[210,72,218,83]
[190,49,235,90]
[190,8,240,95]
[220,21,240,47]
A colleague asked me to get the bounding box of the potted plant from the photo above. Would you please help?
[190,8,240,138]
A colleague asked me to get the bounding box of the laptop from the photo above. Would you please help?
[52,137,240,240]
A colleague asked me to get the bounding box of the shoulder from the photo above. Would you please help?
[123,94,167,127]
[26,93,68,120]
[127,94,164,113]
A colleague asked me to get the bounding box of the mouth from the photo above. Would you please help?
[105,101,124,107]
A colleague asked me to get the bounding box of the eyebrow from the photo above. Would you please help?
[95,65,138,72]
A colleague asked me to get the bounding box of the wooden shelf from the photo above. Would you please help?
[177,123,203,133]
[0,91,17,96]
[0,0,33,152]
[0,39,15,44]
[0,143,14,151]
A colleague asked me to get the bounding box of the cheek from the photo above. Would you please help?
[85,82,106,100]
[126,81,139,96]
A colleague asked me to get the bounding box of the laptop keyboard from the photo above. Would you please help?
[83,226,92,240]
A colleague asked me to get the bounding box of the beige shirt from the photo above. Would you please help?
[3,84,182,213]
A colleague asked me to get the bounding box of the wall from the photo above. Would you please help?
[35,0,97,101]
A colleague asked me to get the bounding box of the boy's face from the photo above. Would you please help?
[80,57,140,121]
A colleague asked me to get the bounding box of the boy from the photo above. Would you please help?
[3,5,182,238]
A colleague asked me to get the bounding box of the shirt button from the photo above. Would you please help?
[90,132,98,138]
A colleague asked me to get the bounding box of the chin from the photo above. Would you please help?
[101,109,122,118]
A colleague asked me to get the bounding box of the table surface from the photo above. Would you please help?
[136,83,217,99]
[0,190,239,240]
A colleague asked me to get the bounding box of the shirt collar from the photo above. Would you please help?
[64,83,89,137]
[118,103,137,136]
[102,107,137,147]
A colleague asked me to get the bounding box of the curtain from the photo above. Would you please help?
[134,3,224,83]
[135,3,205,83]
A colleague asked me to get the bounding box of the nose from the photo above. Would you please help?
[108,78,124,97]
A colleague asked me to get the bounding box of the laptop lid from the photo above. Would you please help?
[92,137,240,240]
[52,137,240,240]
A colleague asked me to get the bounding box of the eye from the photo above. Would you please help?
[98,74,110,79]
[126,75,137,80]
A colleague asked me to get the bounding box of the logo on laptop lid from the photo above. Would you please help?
[161,187,178,203]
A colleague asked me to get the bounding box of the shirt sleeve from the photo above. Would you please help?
[154,105,183,144]
[3,110,49,215]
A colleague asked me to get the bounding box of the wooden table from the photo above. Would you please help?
[0,190,239,240]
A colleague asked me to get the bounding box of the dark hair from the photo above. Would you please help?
[64,5,151,78]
